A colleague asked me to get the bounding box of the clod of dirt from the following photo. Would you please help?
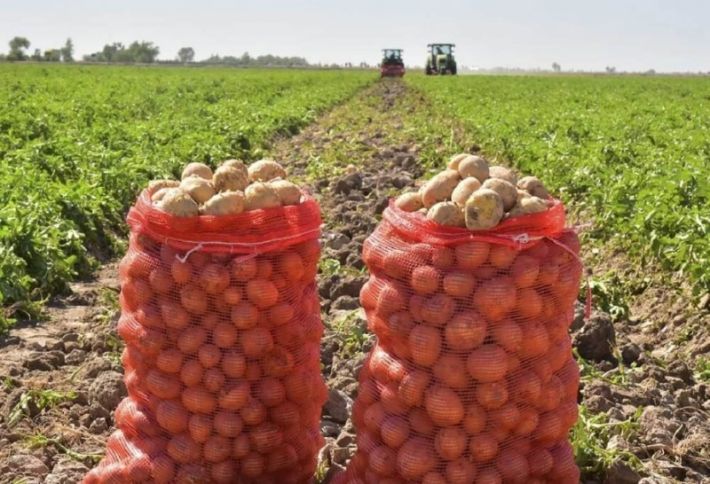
[64,349,87,366]
[24,350,65,371]
[324,389,352,424]
[329,276,366,300]
[88,371,126,411]
[334,173,363,194]
[604,460,642,484]
[639,406,678,447]
[620,343,642,365]
[574,312,616,362]
[89,417,108,434]
[331,296,360,311]
[0,454,49,480]
[45,457,89,484]
[81,356,114,378]
[325,233,351,250]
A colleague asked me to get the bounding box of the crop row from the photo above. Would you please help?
[407,75,709,293]
[0,65,374,329]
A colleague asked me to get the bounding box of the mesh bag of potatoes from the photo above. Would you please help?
[84,160,327,484]
[335,154,584,484]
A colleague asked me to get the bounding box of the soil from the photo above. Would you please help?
[0,79,707,484]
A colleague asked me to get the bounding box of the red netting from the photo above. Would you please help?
[336,200,583,484]
[83,192,326,484]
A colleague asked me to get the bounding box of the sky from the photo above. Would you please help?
[1,0,708,72]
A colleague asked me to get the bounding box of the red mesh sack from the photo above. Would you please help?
[337,200,583,484]
[84,190,327,484]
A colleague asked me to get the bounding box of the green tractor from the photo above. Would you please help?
[425,43,457,75]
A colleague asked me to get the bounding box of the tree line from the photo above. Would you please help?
[1,37,74,62]
[0,36,311,67]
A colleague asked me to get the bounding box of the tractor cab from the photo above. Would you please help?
[426,43,457,75]
[380,49,405,77]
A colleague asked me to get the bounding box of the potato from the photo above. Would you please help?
[221,159,248,174]
[213,165,249,192]
[451,178,481,206]
[268,179,301,206]
[395,192,424,212]
[148,179,179,193]
[200,191,245,216]
[427,202,465,227]
[180,176,216,204]
[517,176,550,199]
[151,187,171,203]
[345,164,357,175]
[181,162,213,180]
[508,196,549,217]
[419,170,460,208]
[248,160,287,182]
[245,182,280,210]
[464,188,504,230]
[447,153,470,171]
[482,178,517,211]
[157,188,199,217]
[489,165,518,185]
[457,155,489,182]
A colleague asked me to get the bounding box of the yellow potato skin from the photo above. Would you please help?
[427,201,465,227]
[181,162,213,181]
[420,170,460,208]
[395,192,424,212]
[464,188,504,230]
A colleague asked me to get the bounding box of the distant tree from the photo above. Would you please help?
[8,36,31,60]
[645,68,656,75]
[43,49,61,62]
[199,51,308,67]
[551,62,561,72]
[84,41,159,63]
[31,48,42,61]
[605,66,616,74]
[61,38,74,62]
[177,47,195,63]
[101,42,124,62]
[127,41,159,63]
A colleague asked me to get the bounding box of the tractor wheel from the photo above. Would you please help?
[451,65,457,75]
[425,66,432,75]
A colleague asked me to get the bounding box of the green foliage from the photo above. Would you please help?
[408,75,710,293]
[8,389,77,427]
[25,433,102,463]
[587,273,630,321]
[0,64,374,332]
[330,310,368,354]
[571,404,643,477]
[695,356,710,382]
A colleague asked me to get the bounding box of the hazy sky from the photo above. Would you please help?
[1,0,708,72]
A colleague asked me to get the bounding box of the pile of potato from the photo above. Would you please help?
[395,154,551,229]
[149,159,302,217]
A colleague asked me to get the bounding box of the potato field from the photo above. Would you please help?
[0,64,707,484]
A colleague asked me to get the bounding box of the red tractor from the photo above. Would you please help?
[380,49,405,77]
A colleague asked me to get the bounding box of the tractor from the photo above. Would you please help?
[380,49,405,77]
[425,43,457,75]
